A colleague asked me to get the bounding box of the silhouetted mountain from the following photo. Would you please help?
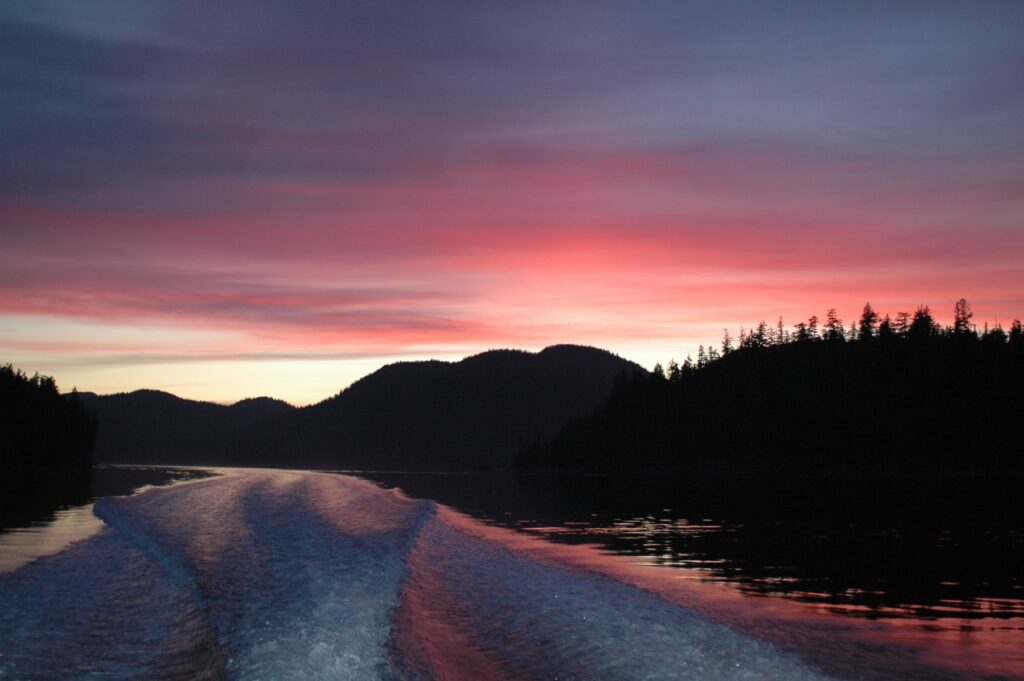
[521,303,1024,476]
[230,345,642,470]
[1,364,96,503]
[79,390,294,464]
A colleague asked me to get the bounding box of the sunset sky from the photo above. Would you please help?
[3,1,1023,405]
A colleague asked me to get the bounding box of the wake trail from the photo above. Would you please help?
[4,469,967,680]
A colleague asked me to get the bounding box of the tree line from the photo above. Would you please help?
[1,364,96,496]
[518,300,1024,476]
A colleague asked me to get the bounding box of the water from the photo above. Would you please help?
[0,466,212,573]
[0,467,1020,680]
[356,469,1024,679]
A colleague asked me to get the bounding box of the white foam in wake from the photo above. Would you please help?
[1,469,843,680]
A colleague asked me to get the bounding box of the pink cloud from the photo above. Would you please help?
[3,135,1023,391]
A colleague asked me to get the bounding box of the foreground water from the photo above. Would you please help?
[358,470,1024,680]
[0,468,1020,680]
[0,466,212,574]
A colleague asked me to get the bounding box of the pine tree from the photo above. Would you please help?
[858,302,879,340]
[1009,319,1023,349]
[721,329,734,356]
[878,314,895,340]
[681,355,695,375]
[824,309,844,342]
[894,311,911,335]
[909,305,937,340]
[808,315,819,339]
[751,321,770,348]
[953,299,974,336]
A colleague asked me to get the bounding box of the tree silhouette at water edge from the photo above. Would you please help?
[519,300,1024,476]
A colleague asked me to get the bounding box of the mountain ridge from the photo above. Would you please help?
[81,345,642,469]
[79,390,295,464]
[230,344,642,470]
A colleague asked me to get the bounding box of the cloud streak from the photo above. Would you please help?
[2,0,1023,402]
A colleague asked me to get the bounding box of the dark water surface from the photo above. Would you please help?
[354,470,1024,675]
[1,466,1021,679]
[0,466,213,573]
[1,469,842,681]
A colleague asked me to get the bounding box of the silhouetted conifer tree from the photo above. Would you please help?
[722,329,734,355]
[1010,319,1023,349]
[878,314,895,340]
[807,315,819,340]
[750,321,770,349]
[953,299,974,336]
[909,305,937,340]
[859,303,879,340]
[681,356,695,375]
[824,309,844,342]
[894,311,912,336]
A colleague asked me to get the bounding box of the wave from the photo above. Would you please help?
[0,469,970,680]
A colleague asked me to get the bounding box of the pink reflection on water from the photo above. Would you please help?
[299,471,430,536]
[435,506,1024,680]
[391,538,523,681]
[0,504,103,574]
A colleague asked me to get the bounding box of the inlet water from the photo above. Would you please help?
[0,469,1019,680]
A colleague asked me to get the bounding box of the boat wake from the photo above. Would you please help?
[0,469,988,680]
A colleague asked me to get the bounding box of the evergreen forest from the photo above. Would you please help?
[518,300,1024,476]
[1,364,96,498]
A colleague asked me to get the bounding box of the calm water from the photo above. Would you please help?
[0,466,213,573]
[354,470,1024,676]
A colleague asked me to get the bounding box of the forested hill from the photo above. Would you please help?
[519,303,1024,476]
[79,390,295,464]
[229,344,642,470]
[1,364,96,493]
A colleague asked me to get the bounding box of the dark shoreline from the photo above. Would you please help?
[0,465,215,532]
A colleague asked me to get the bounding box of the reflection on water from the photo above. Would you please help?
[1,466,1020,680]
[0,470,849,681]
[0,504,103,574]
[517,514,1024,621]
[0,466,213,574]
[354,469,1024,671]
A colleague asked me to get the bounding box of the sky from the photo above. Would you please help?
[2,1,1023,405]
